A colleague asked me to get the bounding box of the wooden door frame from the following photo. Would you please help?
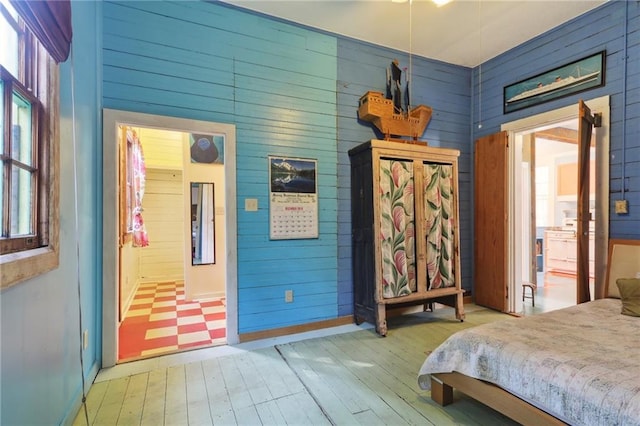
[577,100,597,303]
[500,96,610,312]
[102,109,239,368]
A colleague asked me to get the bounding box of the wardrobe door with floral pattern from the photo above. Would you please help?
[424,163,455,289]
[379,159,416,298]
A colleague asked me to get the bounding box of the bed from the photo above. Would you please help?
[417,239,640,426]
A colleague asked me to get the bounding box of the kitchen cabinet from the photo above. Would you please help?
[556,160,595,198]
[544,229,594,277]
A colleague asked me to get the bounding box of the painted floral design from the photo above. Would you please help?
[379,159,415,298]
[424,163,454,289]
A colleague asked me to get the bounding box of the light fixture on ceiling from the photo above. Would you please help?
[393,0,451,5]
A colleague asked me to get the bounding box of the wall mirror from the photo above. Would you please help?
[191,182,215,265]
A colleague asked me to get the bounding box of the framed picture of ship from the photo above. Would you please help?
[503,51,605,114]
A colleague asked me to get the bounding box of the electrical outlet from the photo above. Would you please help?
[83,330,89,350]
[285,290,293,303]
[615,199,628,214]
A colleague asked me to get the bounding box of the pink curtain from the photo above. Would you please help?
[10,0,72,63]
[128,130,149,247]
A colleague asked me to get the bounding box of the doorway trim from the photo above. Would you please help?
[501,96,610,312]
[102,109,239,368]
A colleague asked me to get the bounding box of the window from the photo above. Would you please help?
[535,166,550,227]
[1,0,66,288]
[1,67,41,254]
[119,127,149,248]
[119,126,135,244]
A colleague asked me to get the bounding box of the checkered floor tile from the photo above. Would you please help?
[118,281,226,362]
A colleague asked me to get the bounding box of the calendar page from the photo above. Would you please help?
[269,157,318,240]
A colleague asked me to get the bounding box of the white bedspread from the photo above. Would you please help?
[418,299,640,426]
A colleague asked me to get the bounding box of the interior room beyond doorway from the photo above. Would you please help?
[117,125,228,362]
[516,120,596,313]
[102,109,239,368]
[503,96,610,314]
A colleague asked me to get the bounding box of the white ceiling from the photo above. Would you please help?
[222,0,607,67]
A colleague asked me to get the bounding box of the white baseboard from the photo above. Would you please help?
[191,290,225,301]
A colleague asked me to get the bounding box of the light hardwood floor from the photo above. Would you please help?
[74,305,520,425]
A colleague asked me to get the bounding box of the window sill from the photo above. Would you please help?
[1,245,59,289]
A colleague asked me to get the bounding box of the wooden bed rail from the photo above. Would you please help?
[430,373,566,426]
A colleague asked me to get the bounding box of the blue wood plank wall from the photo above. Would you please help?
[6,1,640,424]
[102,0,638,333]
[471,1,640,240]
[103,1,338,333]
[336,41,472,312]
[1,2,102,424]
[102,0,474,330]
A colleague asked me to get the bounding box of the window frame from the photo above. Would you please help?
[1,67,41,252]
[0,7,59,289]
[119,126,134,245]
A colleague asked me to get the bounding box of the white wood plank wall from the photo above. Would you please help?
[140,169,185,282]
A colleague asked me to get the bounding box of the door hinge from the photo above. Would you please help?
[594,112,602,128]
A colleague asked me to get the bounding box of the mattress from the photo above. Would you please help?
[418,298,640,425]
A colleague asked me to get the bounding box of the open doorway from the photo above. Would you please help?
[502,96,610,315]
[513,120,596,314]
[102,109,239,368]
[117,126,228,362]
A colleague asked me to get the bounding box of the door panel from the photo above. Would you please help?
[577,100,595,303]
[474,131,509,311]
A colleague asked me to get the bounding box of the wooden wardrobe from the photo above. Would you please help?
[349,140,465,336]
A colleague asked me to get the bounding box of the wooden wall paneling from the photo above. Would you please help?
[234,53,339,331]
[470,2,639,240]
[335,39,472,320]
[102,52,234,92]
[138,128,184,170]
[104,0,339,334]
[103,1,640,336]
[139,169,184,282]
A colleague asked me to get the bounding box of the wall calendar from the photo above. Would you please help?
[269,156,318,240]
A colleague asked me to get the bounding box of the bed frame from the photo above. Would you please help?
[430,373,565,426]
[427,239,640,426]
